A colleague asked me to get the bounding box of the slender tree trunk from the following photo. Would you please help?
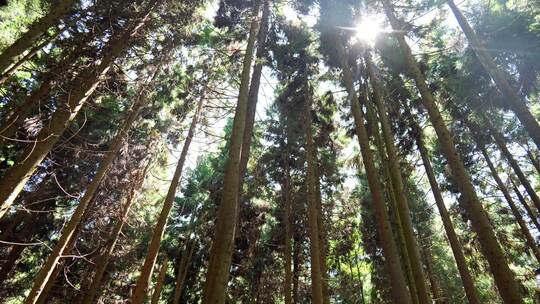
[314,170,330,304]
[477,143,540,263]
[172,239,196,304]
[526,149,540,175]
[202,2,261,302]
[0,2,158,218]
[481,116,540,212]
[292,235,300,304]
[0,33,95,148]
[0,0,77,74]
[0,241,26,284]
[238,0,270,184]
[510,179,540,231]
[421,245,444,303]
[335,41,412,304]
[365,94,419,304]
[283,147,293,304]
[445,0,540,149]
[0,32,58,85]
[130,96,204,304]
[150,256,168,304]
[303,89,324,304]
[23,80,153,304]
[413,121,480,304]
[381,2,523,302]
[79,165,147,304]
[364,52,431,304]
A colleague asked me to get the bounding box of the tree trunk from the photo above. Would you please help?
[79,165,147,304]
[283,146,293,304]
[23,77,153,304]
[130,96,204,304]
[526,149,540,175]
[365,93,419,304]
[0,33,95,148]
[421,245,444,303]
[314,170,330,304]
[481,116,540,213]
[477,143,540,263]
[510,179,540,231]
[381,2,523,302]
[238,0,270,184]
[150,256,168,304]
[413,121,480,304]
[364,52,431,304]
[172,239,196,304]
[0,2,158,218]
[303,89,324,304]
[0,241,26,284]
[335,41,412,304]
[445,0,540,149]
[292,235,300,304]
[0,0,77,74]
[202,1,261,302]
[0,32,58,85]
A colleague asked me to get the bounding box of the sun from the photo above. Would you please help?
[354,15,385,43]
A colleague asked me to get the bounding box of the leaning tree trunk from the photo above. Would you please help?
[23,79,153,304]
[510,179,540,231]
[303,89,325,304]
[79,162,149,304]
[364,52,431,304]
[335,41,412,304]
[172,239,196,304]
[526,149,540,175]
[150,256,169,304]
[0,1,158,218]
[0,32,59,85]
[445,0,540,149]
[130,96,204,304]
[202,1,261,303]
[412,121,480,304]
[381,2,523,302]
[477,142,540,263]
[480,116,540,212]
[0,30,98,148]
[0,0,77,74]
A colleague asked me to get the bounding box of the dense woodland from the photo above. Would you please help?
[0,0,539,303]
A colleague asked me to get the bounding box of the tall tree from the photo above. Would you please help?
[380,1,524,302]
[445,0,540,148]
[202,1,262,302]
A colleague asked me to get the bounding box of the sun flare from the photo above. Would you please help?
[355,15,385,43]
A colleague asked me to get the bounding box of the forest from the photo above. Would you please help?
[0,0,539,303]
